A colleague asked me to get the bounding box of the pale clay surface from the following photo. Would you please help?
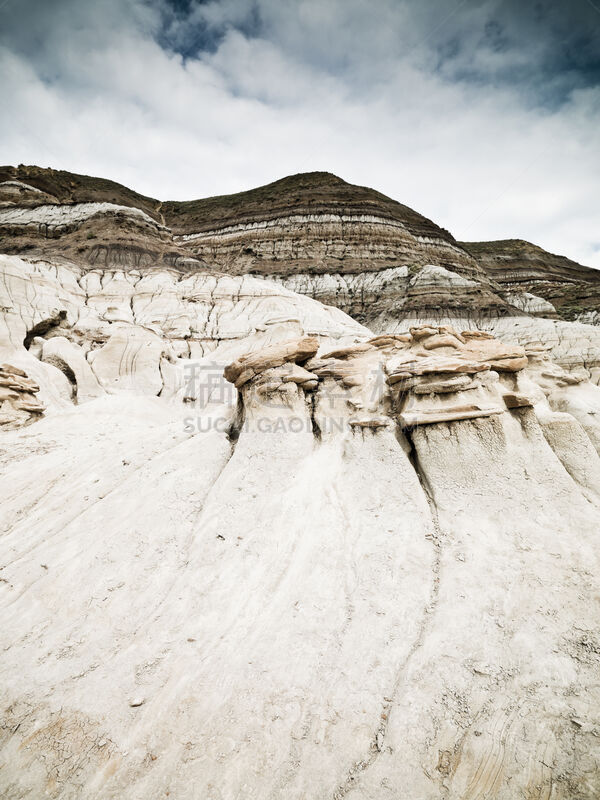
[1,253,600,799]
[0,202,164,232]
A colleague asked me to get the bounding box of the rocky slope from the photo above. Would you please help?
[3,165,600,334]
[461,239,600,325]
[1,166,600,799]
[165,172,483,279]
[0,166,489,285]
[0,165,200,271]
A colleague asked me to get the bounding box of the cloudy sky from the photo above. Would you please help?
[1,0,599,266]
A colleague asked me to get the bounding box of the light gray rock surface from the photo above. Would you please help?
[0,201,164,233]
[1,194,600,800]
[1,252,600,798]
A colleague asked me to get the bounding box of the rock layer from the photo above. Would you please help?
[3,165,599,331]
[461,239,600,323]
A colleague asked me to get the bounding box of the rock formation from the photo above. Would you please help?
[0,362,44,427]
[165,172,482,279]
[0,252,367,409]
[461,239,600,324]
[1,165,600,799]
[3,164,600,345]
[0,166,200,270]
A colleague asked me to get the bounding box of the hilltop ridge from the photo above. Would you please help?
[1,164,598,325]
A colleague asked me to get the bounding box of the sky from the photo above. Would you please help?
[0,0,599,266]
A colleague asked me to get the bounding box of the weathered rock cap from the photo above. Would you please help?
[386,355,491,380]
[399,404,504,428]
[0,365,41,394]
[368,334,412,348]
[320,342,373,360]
[1,362,27,378]
[502,393,534,409]
[461,330,495,340]
[224,336,320,388]
[0,363,45,428]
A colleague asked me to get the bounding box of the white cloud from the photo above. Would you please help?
[0,0,599,267]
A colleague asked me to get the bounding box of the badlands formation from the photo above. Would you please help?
[1,166,600,799]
